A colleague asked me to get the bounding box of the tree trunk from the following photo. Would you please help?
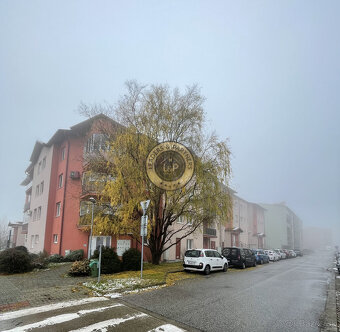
[151,248,162,265]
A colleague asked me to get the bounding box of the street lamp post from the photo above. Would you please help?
[88,197,96,259]
[140,200,150,279]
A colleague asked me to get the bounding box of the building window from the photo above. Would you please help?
[56,202,61,217]
[37,206,41,220]
[31,235,34,248]
[58,174,63,188]
[53,234,58,243]
[33,208,37,221]
[42,157,46,169]
[61,147,65,161]
[177,216,184,224]
[80,201,91,216]
[35,185,39,196]
[35,235,39,244]
[40,181,44,195]
[38,161,42,174]
[186,239,193,250]
[85,133,109,154]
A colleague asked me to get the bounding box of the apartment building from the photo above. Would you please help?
[259,203,303,250]
[7,222,27,248]
[163,191,267,261]
[19,115,300,262]
[224,195,266,249]
[20,115,138,257]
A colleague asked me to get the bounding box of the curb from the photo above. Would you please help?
[320,273,338,332]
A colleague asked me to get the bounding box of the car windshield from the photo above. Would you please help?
[185,250,201,258]
[222,248,238,257]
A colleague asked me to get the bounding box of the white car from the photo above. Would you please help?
[273,251,280,261]
[183,249,228,275]
[274,249,286,260]
[264,250,278,261]
[277,249,287,259]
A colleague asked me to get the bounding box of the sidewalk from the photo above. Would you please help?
[336,274,340,331]
[320,267,339,332]
[0,263,92,312]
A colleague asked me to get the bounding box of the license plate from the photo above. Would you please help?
[187,260,195,265]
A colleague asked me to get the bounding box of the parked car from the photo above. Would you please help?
[222,247,257,269]
[252,249,270,264]
[273,250,282,260]
[278,249,287,259]
[282,249,291,258]
[294,249,303,257]
[264,250,277,262]
[183,249,228,275]
[273,250,281,261]
[288,250,297,258]
[274,249,286,259]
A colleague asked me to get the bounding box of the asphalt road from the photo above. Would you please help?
[124,251,333,332]
[0,297,192,332]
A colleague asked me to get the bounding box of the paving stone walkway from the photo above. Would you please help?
[0,263,93,311]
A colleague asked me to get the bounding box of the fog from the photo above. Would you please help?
[0,1,339,245]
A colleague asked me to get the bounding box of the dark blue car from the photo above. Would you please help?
[252,249,270,264]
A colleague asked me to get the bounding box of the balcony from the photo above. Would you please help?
[23,201,31,212]
[77,215,91,229]
[203,227,217,237]
[81,172,114,197]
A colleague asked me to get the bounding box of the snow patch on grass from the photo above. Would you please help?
[83,277,164,295]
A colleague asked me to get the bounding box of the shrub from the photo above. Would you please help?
[69,260,90,276]
[0,248,32,274]
[91,247,121,274]
[48,254,64,263]
[122,248,141,271]
[64,249,84,262]
[14,246,28,253]
[31,251,49,269]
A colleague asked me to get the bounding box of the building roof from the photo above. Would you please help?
[22,114,116,186]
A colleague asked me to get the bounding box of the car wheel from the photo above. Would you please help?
[204,265,211,275]
[253,261,257,267]
[223,263,228,272]
[260,259,263,265]
[241,262,246,269]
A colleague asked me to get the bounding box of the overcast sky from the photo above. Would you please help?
[0,1,339,241]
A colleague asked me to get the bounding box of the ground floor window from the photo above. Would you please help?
[53,234,58,243]
[186,239,193,250]
[89,236,111,256]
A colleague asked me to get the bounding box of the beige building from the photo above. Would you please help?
[7,222,27,248]
[163,190,266,261]
[22,143,54,253]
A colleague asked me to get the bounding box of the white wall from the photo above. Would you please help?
[27,145,54,253]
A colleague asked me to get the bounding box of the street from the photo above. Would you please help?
[0,251,333,331]
[125,251,333,332]
[0,297,192,332]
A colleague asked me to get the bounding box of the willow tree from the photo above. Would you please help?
[80,81,232,264]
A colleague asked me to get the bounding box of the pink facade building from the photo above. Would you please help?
[20,115,144,258]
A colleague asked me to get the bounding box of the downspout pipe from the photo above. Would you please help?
[59,140,70,255]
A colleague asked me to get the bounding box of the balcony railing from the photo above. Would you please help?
[81,173,114,196]
[23,201,31,212]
